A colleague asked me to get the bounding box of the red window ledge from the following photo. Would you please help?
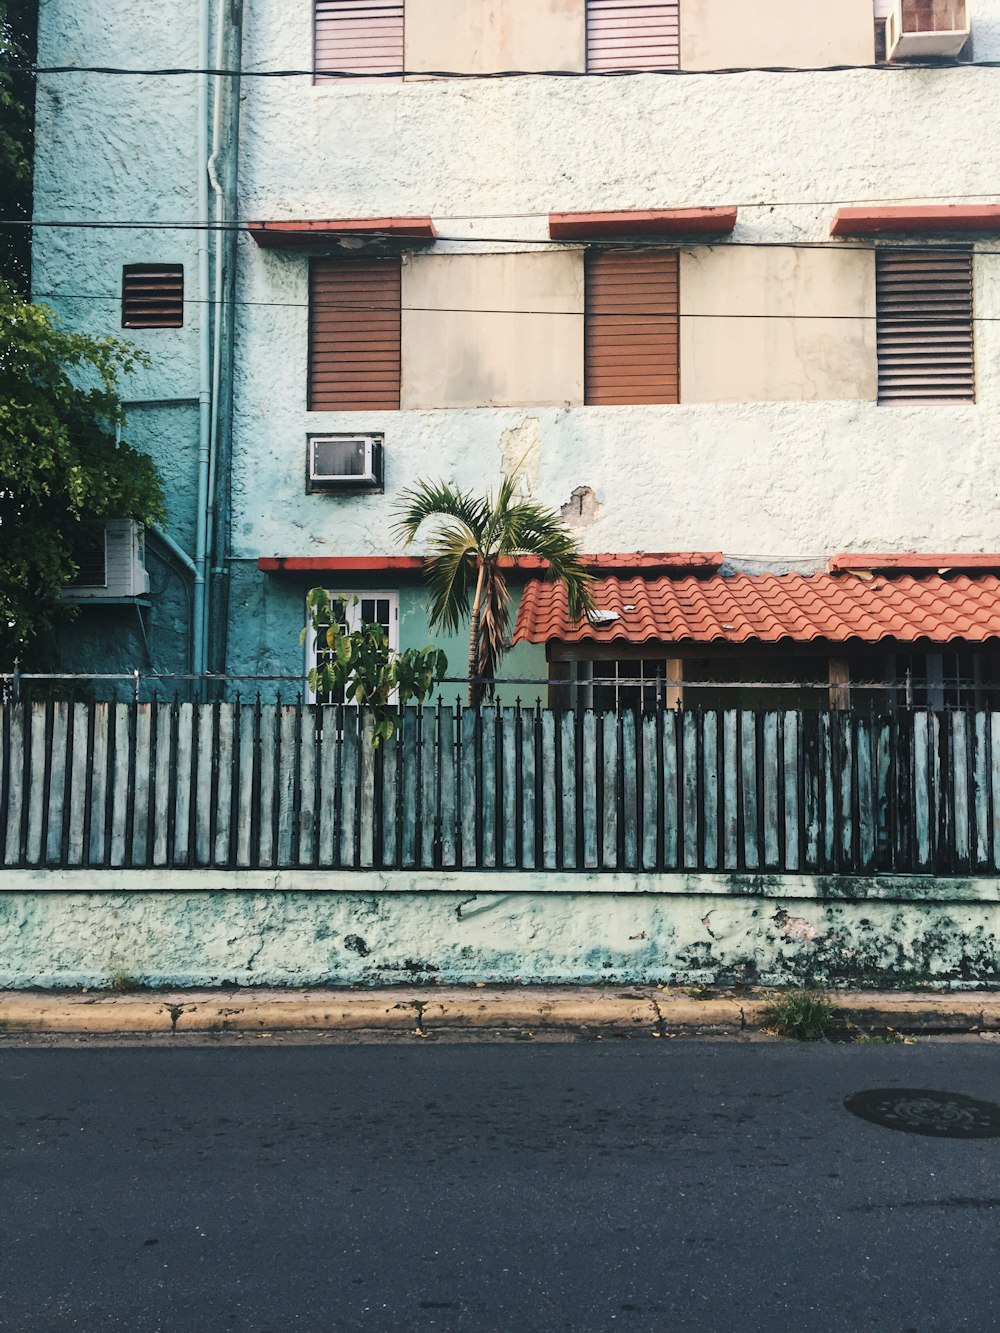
[830,205,1000,237]
[249,218,437,248]
[258,552,723,576]
[548,208,738,240]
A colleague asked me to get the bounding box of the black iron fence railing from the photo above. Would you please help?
[1,697,996,875]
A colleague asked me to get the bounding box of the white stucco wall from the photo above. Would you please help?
[31,0,1000,606]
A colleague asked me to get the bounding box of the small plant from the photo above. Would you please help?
[301,590,448,745]
[109,971,140,993]
[761,990,836,1041]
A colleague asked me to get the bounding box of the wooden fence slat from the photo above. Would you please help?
[622,710,638,870]
[439,706,456,868]
[5,700,1000,877]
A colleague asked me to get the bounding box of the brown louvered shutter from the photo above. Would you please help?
[585,250,679,405]
[314,0,404,81]
[876,250,974,403]
[121,264,184,328]
[309,259,401,411]
[586,0,680,72]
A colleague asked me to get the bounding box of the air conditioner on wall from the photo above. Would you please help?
[307,434,382,491]
[885,0,971,59]
[64,520,150,599]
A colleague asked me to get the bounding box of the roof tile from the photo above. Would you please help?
[513,572,1000,646]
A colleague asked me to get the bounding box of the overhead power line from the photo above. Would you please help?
[8,221,1000,254]
[5,60,999,78]
[28,293,999,323]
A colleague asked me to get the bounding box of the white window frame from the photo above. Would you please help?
[304,590,400,704]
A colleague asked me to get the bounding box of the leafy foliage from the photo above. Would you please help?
[0,1,37,292]
[394,472,594,706]
[301,589,448,745]
[760,991,837,1041]
[0,284,164,667]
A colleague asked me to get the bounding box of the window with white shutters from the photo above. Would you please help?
[586,0,680,72]
[876,250,974,404]
[314,0,404,82]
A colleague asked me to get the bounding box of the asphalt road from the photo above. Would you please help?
[2,1038,1000,1333]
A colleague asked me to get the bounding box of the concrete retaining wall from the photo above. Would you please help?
[1,871,998,990]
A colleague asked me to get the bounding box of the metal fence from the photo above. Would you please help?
[1,696,998,875]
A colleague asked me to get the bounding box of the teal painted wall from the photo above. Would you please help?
[225,568,548,702]
[2,872,999,989]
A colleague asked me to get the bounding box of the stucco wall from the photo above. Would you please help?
[30,0,1000,681]
[406,0,585,74]
[401,252,584,408]
[680,0,876,70]
[2,871,999,988]
[680,247,878,403]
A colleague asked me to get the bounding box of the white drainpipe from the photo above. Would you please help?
[204,0,228,671]
[192,0,213,685]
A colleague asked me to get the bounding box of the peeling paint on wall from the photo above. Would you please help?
[499,417,542,494]
[2,875,999,989]
[561,485,603,531]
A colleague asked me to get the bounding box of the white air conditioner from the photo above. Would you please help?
[885,0,971,59]
[307,434,382,491]
[65,520,150,599]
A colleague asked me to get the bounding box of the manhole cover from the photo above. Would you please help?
[844,1088,1000,1139]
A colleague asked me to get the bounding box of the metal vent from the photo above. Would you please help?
[876,250,974,403]
[308,260,401,411]
[67,526,107,588]
[314,0,404,81]
[121,264,184,329]
[585,250,679,405]
[586,0,680,73]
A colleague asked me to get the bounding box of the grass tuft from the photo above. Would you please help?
[109,971,141,994]
[761,991,836,1041]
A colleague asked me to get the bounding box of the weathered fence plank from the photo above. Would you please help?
[2,700,999,877]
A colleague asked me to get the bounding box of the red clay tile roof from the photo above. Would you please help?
[513,572,1000,646]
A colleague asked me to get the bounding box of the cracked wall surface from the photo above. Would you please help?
[1,878,998,988]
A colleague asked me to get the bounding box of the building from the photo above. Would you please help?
[32,0,1000,708]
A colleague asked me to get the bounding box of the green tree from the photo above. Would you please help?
[394,473,594,706]
[0,0,38,293]
[302,590,448,744]
[0,284,164,667]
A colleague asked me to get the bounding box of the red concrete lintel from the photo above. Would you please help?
[259,552,724,576]
[548,208,738,240]
[248,218,437,248]
[830,205,1000,237]
[829,553,1000,573]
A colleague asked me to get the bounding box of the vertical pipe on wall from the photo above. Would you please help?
[192,0,213,688]
[205,0,228,675]
[207,0,244,680]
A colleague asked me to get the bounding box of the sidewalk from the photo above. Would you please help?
[1,986,999,1038]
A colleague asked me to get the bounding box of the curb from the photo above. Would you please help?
[1,987,999,1037]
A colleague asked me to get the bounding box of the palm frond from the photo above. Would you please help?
[392,479,489,548]
[476,564,510,688]
[500,502,596,622]
[423,529,480,634]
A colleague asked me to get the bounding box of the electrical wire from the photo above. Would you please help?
[27,293,999,323]
[5,60,999,78]
[8,223,1000,259]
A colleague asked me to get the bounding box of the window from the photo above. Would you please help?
[314,0,404,82]
[121,264,184,329]
[875,249,974,403]
[305,592,398,703]
[586,0,680,72]
[308,259,402,411]
[584,250,679,405]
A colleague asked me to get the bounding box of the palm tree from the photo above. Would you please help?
[394,473,594,706]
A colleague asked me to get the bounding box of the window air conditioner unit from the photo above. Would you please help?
[307,434,382,491]
[885,0,971,59]
[65,520,150,599]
